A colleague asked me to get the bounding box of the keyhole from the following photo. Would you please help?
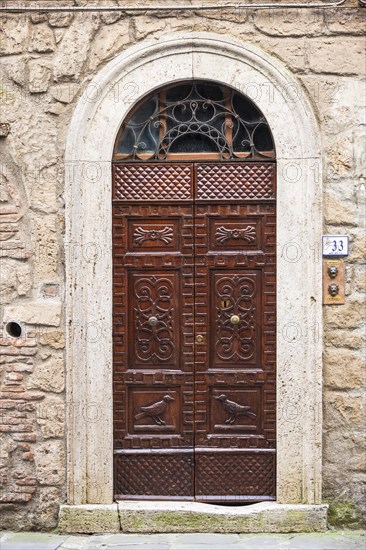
[221,299,231,309]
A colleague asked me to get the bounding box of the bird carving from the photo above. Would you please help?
[134,395,175,425]
[215,394,257,424]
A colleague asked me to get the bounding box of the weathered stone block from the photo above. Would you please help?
[34,487,63,529]
[29,213,60,281]
[50,83,79,104]
[0,16,28,55]
[133,16,167,41]
[251,37,308,72]
[1,57,27,87]
[0,123,10,137]
[324,193,357,227]
[308,38,365,75]
[44,101,65,116]
[326,137,353,178]
[324,329,365,351]
[30,12,48,24]
[323,429,366,473]
[3,302,61,327]
[253,8,324,37]
[324,348,365,390]
[28,59,52,94]
[114,502,328,534]
[325,391,365,430]
[9,110,58,172]
[53,13,99,81]
[39,329,65,349]
[36,396,65,438]
[324,8,366,36]
[34,440,65,485]
[88,19,131,71]
[101,10,122,25]
[324,300,364,329]
[29,23,56,53]
[59,504,120,534]
[28,354,65,394]
[0,261,32,304]
[30,169,59,212]
[48,12,74,28]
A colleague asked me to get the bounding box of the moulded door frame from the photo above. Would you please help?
[65,33,322,507]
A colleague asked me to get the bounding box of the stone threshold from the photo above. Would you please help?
[58,501,328,534]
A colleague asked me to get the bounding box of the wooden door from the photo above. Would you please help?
[112,162,276,501]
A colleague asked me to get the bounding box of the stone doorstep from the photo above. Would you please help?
[58,502,328,534]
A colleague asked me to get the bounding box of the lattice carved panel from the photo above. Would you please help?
[195,451,275,499]
[195,163,275,201]
[114,452,194,497]
[113,164,193,201]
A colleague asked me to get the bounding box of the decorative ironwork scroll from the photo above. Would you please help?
[114,82,275,160]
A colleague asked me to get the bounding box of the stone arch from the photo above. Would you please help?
[65,33,322,507]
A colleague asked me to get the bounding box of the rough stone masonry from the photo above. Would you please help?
[0,0,365,530]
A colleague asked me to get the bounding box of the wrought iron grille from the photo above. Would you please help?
[114,82,275,161]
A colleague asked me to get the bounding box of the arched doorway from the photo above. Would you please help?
[112,81,276,501]
[64,34,323,510]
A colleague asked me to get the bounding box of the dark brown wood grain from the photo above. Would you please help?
[112,162,276,501]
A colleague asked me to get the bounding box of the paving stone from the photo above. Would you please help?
[1,530,366,550]
[275,531,366,550]
[85,542,170,550]
[58,535,90,549]
[173,533,241,544]
[0,532,67,550]
[88,534,172,545]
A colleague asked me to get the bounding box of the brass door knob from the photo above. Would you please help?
[230,315,240,325]
[195,335,204,344]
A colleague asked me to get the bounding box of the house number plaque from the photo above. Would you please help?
[322,235,349,257]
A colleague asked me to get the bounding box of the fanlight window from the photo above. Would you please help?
[113,82,275,161]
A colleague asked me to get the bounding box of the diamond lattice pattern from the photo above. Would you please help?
[114,164,192,200]
[196,164,275,200]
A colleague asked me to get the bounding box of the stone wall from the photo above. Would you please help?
[0,2,365,530]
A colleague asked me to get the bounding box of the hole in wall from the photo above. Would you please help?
[5,321,22,338]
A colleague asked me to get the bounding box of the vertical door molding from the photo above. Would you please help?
[65,33,322,505]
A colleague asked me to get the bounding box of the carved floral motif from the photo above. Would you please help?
[134,276,175,363]
[215,225,256,244]
[215,275,256,362]
[134,226,173,246]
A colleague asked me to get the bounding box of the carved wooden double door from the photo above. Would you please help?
[113,162,276,501]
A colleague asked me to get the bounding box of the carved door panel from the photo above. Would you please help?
[193,163,276,501]
[113,164,195,498]
[112,162,276,501]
